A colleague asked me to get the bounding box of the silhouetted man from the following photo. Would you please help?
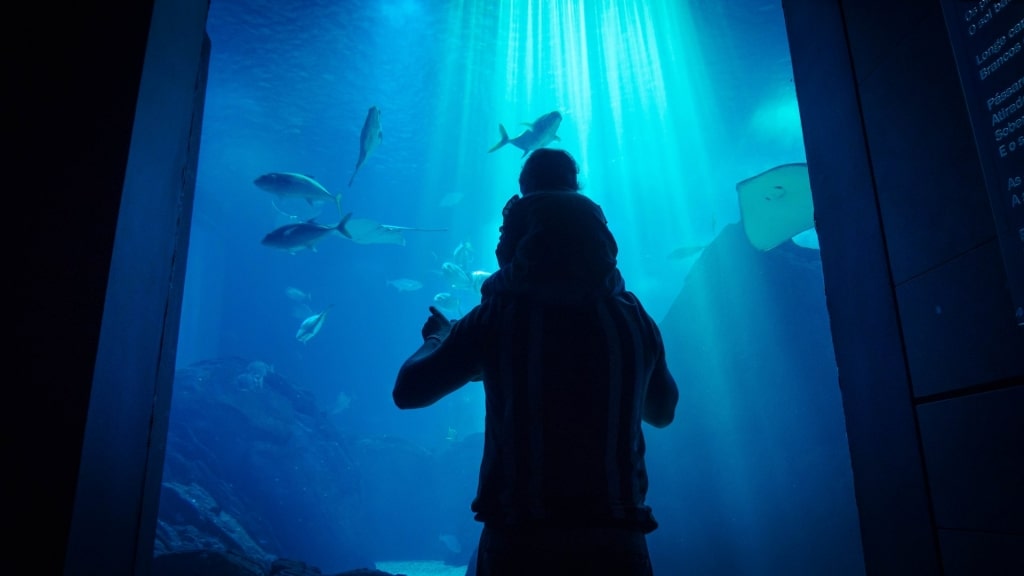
[394,148,678,576]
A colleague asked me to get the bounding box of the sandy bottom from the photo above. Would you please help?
[375,560,468,576]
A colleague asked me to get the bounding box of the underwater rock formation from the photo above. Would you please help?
[650,222,865,575]
[159,357,369,572]
[158,356,480,574]
[154,481,271,564]
[152,550,404,576]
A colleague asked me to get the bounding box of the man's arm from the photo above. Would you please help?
[393,308,484,409]
[642,329,678,428]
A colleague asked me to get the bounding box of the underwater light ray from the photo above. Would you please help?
[559,0,593,168]
[598,0,627,148]
[573,3,593,163]
[562,1,732,327]
[673,3,729,197]
[500,0,520,106]
[670,257,763,520]
[636,1,669,116]
[537,1,591,170]
[524,0,536,105]
[421,0,482,211]
[597,0,683,232]
[637,1,720,229]
[626,0,685,221]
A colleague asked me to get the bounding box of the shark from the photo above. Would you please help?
[260,213,353,253]
[349,106,383,187]
[296,305,333,344]
[254,173,342,214]
[488,111,563,157]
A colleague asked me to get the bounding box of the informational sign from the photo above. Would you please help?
[941,0,1024,327]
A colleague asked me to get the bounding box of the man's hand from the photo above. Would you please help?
[421,306,452,342]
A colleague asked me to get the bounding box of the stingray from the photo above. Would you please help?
[343,217,447,246]
[736,162,814,251]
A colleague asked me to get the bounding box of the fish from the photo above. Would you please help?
[246,361,273,378]
[296,305,333,344]
[667,245,706,260]
[488,111,563,157]
[285,286,311,303]
[453,241,475,269]
[330,391,352,415]
[441,261,473,291]
[433,292,462,317]
[387,278,423,292]
[254,172,343,214]
[349,106,383,187]
[261,213,353,253]
[470,270,492,292]
[237,361,273,390]
[235,372,261,391]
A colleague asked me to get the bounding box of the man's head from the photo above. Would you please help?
[518,148,580,195]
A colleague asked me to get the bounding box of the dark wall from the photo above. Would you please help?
[20,1,209,574]
[21,1,154,574]
[64,0,210,572]
[783,0,1024,574]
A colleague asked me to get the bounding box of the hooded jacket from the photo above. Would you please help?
[394,189,677,532]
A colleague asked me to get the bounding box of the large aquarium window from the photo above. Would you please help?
[160,1,865,575]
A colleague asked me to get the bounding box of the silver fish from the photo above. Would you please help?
[261,213,353,253]
[453,241,475,269]
[387,278,423,292]
[349,106,383,187]
[254,172,342,213]
[433,292,462,317]
[470,270,492,292]
[488,111,563,157]
[296,305,332,344]
[441,261,473,291]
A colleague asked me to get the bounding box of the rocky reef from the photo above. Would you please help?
[156,356,478,575]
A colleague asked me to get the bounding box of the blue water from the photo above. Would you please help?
[168,0,862,574]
